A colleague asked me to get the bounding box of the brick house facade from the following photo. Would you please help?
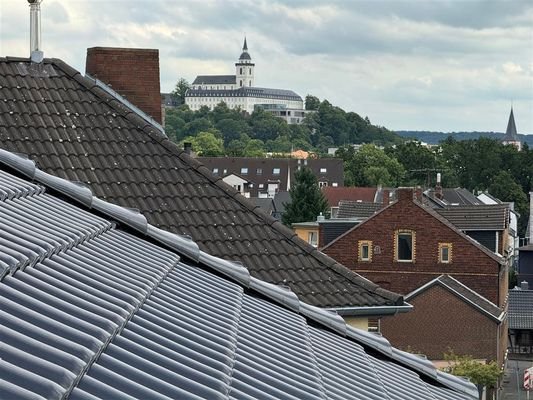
[323,188,506,306]
[322,188,508,363]
[380,277,507,364]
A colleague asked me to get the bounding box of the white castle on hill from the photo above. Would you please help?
[185,38,307,123]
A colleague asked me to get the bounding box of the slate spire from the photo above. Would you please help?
[504,107,519,141]
[243,37,248,51]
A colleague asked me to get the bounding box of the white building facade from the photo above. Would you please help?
[185,38,304,115]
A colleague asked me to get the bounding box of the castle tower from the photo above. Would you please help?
[502,107,522,151]
[235,37,255,88]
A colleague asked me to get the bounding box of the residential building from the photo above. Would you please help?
[184,38,304,115]
[322,188,508,365]
[508,282,533,355]
[198,157,344,198]
[0,151,479,400]
[518,244,533,289]
[0,48,406,329]
[322,186,384,217]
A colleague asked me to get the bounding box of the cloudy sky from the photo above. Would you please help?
[1,0,532,133]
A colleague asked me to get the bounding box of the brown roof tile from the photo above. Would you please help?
[0,57,403,309]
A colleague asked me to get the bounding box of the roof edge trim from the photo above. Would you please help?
[0,150,36,178]
[249,277,300,312]
[147,225,200,262]
[34,169,93,208]
[198,252,251,287]
[299,302,347,336]
[327,303,413,317]
[91,198,147,234]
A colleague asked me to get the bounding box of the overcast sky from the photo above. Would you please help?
[1,0,532,133]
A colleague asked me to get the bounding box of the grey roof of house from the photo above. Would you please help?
[508,289,533,330]
[186,86,303,101]
[249,197,275,214]
[436,204,509,231]
[425,188,481,207]
[0,150,478,400]
[0,56,401,310]
[192,75,237,85]
[337,200,383,219]
[406,275,503,322]
[503,108,519,141]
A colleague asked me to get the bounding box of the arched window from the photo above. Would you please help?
[240,80,242,87]
[240,67,242,74]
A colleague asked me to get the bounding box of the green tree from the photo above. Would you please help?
[444,351,502,397]
[305,95,320,110]
[181,131,224,156]
[171,78,190,106]
[386,141,438,186]
[338,144,405,187]
[282,167,328,226]
[488,170,529,235]
[216,118,250,146]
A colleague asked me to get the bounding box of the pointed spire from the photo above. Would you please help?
[243,37,248,51]
[504,107,519,141]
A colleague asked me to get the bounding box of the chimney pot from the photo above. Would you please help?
[28,0,43,62]
[184,142,192,155]
[521,280,529,291]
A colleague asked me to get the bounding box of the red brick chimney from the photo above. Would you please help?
[86,47,162,124]
[396,187,414,202]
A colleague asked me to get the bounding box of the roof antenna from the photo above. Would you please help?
[28,0,44,63]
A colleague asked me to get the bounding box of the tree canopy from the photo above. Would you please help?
[282,167,329,226]
[164,84,402,156]
[171,78,190,106]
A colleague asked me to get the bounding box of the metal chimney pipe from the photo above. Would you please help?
[29,0,44,63]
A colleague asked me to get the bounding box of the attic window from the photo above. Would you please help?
[273,168,281,175]
[395,230,415,262]
[320,168,327,173]
[213,168,219,175]
[308,232,318,247]
[358,240,372,262]
[241,167,248,175]
[439,243,452,263]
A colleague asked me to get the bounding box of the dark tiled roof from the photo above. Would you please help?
[0,158,478,400]
[323,186,378,207]
[186,86,302,101]
[0,56,402,310]
[249,197,275,215]
[192,74,236,85]
[425,188,482,206]
[436,204,509,231]
[508,289,533,329]
[337,200,383,219]
[407,275,503,321]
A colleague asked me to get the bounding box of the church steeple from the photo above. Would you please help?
[502,107,521,151]
[236,37,255,88]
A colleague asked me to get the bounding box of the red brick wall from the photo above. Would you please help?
[323,188,504,305]
[86,47,162,124]
[381,285,499,362]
